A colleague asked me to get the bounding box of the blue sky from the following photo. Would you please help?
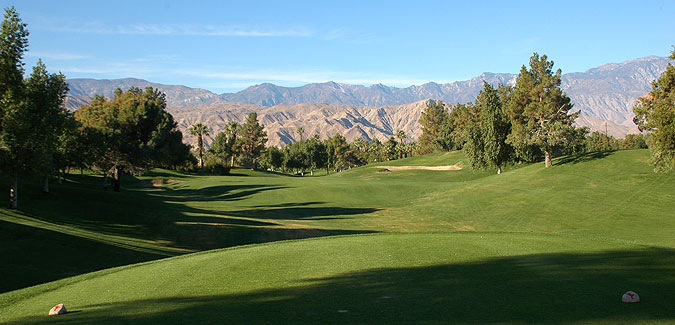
[6,0,675,93]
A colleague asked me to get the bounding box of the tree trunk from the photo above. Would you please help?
[544,150,552,168]
[58,169,63,185]
[112,166,121,192]
[230,155,235,167]
[42,176,49,193]
[198,136,204,168]
[9,171,18,209]
[497,165,502,175]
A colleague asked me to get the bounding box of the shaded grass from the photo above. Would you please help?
[1,233,673,324]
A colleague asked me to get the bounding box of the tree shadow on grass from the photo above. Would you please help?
[2,177,380,292]
[12,247,675,324]
[149,184,289,202]
[0,218,162,293]
[555,151,616,166]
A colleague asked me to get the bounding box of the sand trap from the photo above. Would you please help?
[372,165,462,171]
[134,179,182,188]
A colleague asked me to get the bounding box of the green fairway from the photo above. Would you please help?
[1,149,674,323]
[2,233,674,324]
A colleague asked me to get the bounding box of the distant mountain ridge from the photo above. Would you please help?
[66,56,674,145]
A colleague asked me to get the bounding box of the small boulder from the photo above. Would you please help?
[48,303,67,315]
[622,291,640,303]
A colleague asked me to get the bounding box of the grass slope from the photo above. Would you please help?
[1,149,674,323]
[2,233,674,324]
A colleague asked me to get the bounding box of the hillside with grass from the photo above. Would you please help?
[1,149,674,323]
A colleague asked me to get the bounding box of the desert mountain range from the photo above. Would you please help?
[65,56,673,147]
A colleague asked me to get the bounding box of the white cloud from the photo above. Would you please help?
[49,22,312,37]
[26,51,91,60]
[324,28,347,40]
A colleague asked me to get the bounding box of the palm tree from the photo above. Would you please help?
[396,130,406,159]
[189,122,209,168]
[226,121,240,167]
[296,127,305,142]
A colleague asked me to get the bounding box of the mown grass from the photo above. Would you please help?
[1,149,674,323]
[2,233,674,324]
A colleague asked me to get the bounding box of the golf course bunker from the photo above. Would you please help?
[133,179,182,188]
[372,165,462,171]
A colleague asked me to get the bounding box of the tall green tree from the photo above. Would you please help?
[24,60,69,192]
[325,133,353,172]
[209,131,230,164]
[304,134,327,175]
[465,82,511,174]
[53,116,104,182]
[75,87,188,191]
[632,47,675,171]
[189,122,209,168]
[0,6,29,208]
[0,7,27,109]
[238,113,267,169]
[260,146,283,171]
[296,127,304,142]
[506,53,577,168]
[444,103,478,150]
[418,101,449,153]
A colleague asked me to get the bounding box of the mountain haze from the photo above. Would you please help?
[65,56,673,146]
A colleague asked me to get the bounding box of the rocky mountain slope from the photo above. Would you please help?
[173,100,443,147]
[66,56,673,145]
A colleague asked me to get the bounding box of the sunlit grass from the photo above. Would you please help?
[1,149,674,322]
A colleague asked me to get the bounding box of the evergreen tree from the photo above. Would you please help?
[209,131,230,163]
[445,103,478,150]
[632,47,675,171]
[238,113,267,169]
[325,133,352,172]
[465,82,511,174]
[0,7,27,111]
[0,6,29,208]
[585,131,619,152]
[506,53,577,168]
[23,60,69,192]
[620,133,648,150]
[418,101,448,153]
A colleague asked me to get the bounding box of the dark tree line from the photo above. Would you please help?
[256,132,418,175]
[0,7,193,208]
[633,46,675,171]
[202,112,268,173]
[1,8,70,208]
